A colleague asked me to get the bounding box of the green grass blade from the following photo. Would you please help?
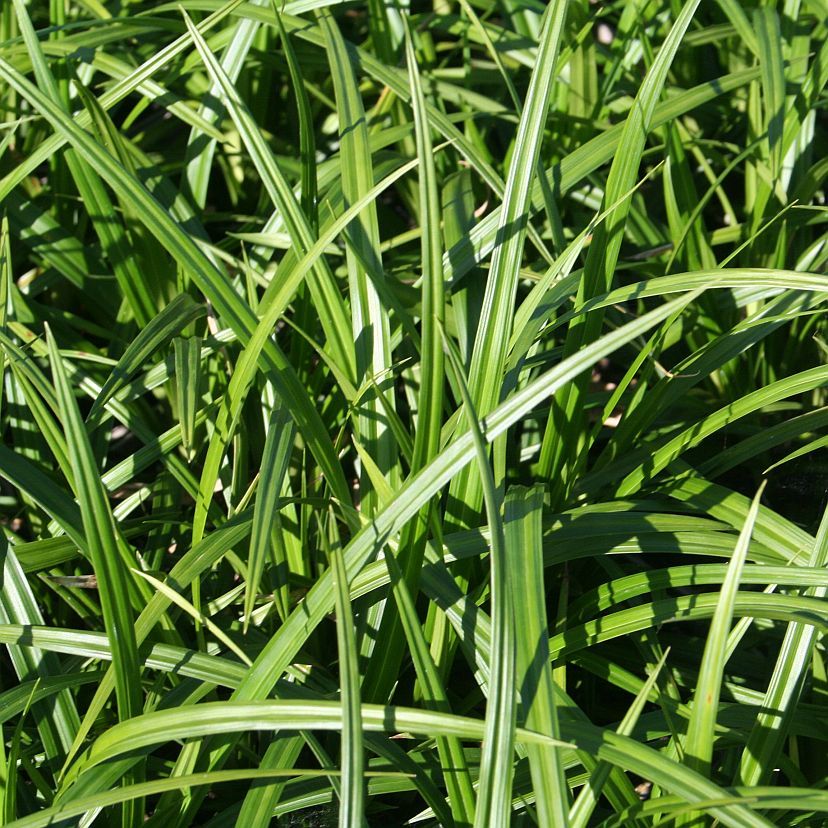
[714,0,759,56]
[45,327,141,723]
[569,649,670,828]
[234,736,306,828]
[452,0,569,522]
[538,0,702,493]
[361,19,446,706]
[681,484,766,809]
[329,528,366,827]
[181,7,261,209]
[12,0,165,324]
[1,4,823,823]
[90,295,205,421]
[506,484,569,827]
[0,444,84,543]
[132,568,251,666]
[381,551,474,825]
[0,0,250,203]
[0,539,79,758]
[55,699,774,828]
[443,332,515,827]
[754,7,786,179]
[319,9,397,514]
[244,402,294,629]
[184,10,355,377]
[738,499,828,786]
[7,768,379,828]
[172,335,202,461]
[179,11,355,547]
[611,364,828,497]
[273,5,318,232]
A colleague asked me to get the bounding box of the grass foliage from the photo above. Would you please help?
[0,0,826,825]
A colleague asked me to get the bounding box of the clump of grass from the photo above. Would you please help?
[0,0,826,826]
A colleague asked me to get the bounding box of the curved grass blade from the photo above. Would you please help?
[680,484,766,818]
[45,327,141,724]
[0,539,79,757]
[609,364,828,497]
[58,700,774,828]
[5,767,412,828]
[131,569,252,667]
[443,331,515,827]
[90,294,206,421]
[738,498,828,786]
[569,649,670,828]
[0,0,250,202]
[180,11,354,549]
[182,9,352,371]
[181,3,261,210]
[11,0,163,325]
